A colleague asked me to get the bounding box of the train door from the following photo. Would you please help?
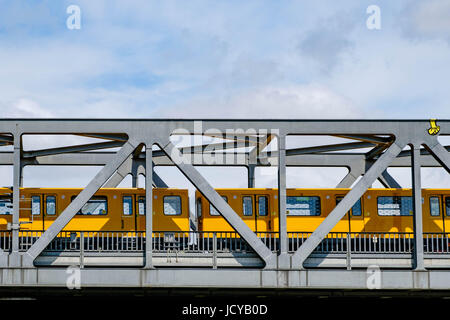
[425,194,445,233]
[43,194,58,230]
[444,195,450,233]
[335,195,365,233]
[255,195,271,232]
[136,195,146,231]
[241,195,257,231]
[0,192,12,230]
[29,194,44,230]
[334,195,351,232]
[18,191,38,230]
[121,194,136,231]
[240,194,272,232]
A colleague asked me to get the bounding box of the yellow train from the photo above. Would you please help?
[195,188,450,234]
[0,188,189,232]
[0,187,449,234]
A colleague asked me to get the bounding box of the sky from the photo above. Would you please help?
[0,0,449,192]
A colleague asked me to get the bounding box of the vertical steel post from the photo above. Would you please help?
[278,134,289,268]
[10,132,21,266]
[411,145,425,270]
[247,164,255,188]
[144,146,153,269]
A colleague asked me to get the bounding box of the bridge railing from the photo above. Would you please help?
[11,230,450,255]
[0,231,11,251]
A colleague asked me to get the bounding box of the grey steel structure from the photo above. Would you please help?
[0,118,449,291]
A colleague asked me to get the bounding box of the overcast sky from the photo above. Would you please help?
[0,0,449,191]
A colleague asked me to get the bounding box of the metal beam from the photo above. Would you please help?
[334,134,392,144]
[158,140,276,268]
[262,141,375,158]
[278,134,289,269]
[397,145,450,158]
[76,133,128,142]
[152,168,169,188]
[336,169,360,188]
[292,140,406,269]
[424,141,450,173]
[144,147,153,269]
[23,141,125,158]
[23,140,138,265]
[377,169,402,188]
[411,145,425,270]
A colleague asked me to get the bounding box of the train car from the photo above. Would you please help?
[196,188,276,233]
[196,188,450,234]
[195,188,364,233]
[0,187,190,232]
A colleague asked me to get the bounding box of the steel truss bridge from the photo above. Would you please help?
[0,119,450,292]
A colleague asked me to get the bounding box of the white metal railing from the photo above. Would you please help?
[0,231,11,251]
[13,231,450,255]
[288,232,415,254]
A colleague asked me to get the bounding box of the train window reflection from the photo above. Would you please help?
[72,196,108,215]
[258,196,268,216]
[164,196,182,216]
[46,196,56,216]
[0,196,12,215]
[138,196,145,215]
[377,196,413,216]
[210,196,227,216]
[430,197,440,217]
[286,196,321,216]
[123,196,133,216]
[243,196,253,216]
[31,196,41,215]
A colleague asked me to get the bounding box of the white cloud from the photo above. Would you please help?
[0,98,54,118]
[409,0,450,39]
[157,84,362,119]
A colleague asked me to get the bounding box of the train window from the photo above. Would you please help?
[336,197,362,216]
[430,197,440,216]
[243,196,253,216]
[352,199,362,216]
[0,196,12,215]
[286,196,321,216]
[138,196,145,215]
[123,196,133,216]
[258,196,268,216]
[377,196,413,216]
[164,196,182,216]
[46,196,56,216]
[210,196,228,216]
[446,197,450,216]
[196,198,202,218]
[31,196,41,215]
[72,196,108,215]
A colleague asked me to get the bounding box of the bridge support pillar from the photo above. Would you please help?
[411,145,425,270]
[144,146,154,269]
[278,134,290,269]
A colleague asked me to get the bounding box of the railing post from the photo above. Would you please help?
[346,232,351,270]
[213,232,217,269]
[80,231,84,269]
